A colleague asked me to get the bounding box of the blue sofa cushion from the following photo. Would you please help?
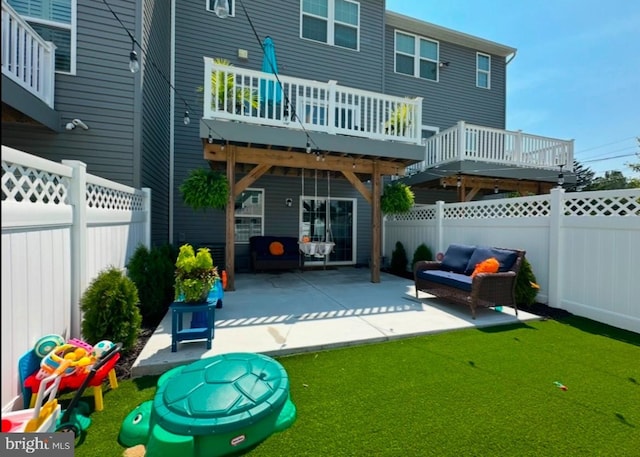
[416,270,473,292]
[464,246,519,274]
[440,244,476,273]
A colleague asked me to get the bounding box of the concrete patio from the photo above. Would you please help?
[131,268,542,377]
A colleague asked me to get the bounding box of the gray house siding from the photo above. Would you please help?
[140,0,172,245]
[172,0,387,253]
[384,24,507,131]
[2,0,138,186]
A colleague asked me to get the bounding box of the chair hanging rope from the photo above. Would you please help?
[298,168,335,257]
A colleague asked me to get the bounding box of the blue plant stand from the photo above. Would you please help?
[171,282,223,352]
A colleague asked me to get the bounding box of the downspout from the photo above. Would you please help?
[169,0,176,244]
[506,50,517,65]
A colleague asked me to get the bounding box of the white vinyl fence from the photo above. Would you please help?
[1,146,151,411]
[384,188,640,334]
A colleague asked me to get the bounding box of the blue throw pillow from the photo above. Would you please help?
[464,246,494,275]
[440,244,476,273]
[490,248,519,272]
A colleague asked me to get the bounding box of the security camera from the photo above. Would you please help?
[65,122,76,130]
[72,118,89,130]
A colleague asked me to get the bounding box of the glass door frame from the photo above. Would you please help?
[299,195,357,266]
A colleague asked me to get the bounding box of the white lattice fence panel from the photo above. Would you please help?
[388,205,436,221]
[86,183,145,211]
[443,195,551,219]
[2,161,69,205]
[563,190,640,216]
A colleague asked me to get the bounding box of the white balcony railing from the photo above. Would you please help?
[203,58,423,145]
[407,121,574,174]
[1,0,56,108]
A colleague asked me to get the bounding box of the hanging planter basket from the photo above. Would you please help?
[179,168,229,211]
[381,182,414,215]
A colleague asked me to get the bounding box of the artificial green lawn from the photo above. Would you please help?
[73,316,640,457]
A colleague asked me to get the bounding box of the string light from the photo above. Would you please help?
[456,172,462,188]
[208,132,214,144]
[129,41,139,73]
[494,179,499,194]
[183,109,190,125]
[557,164,565,187]
[306,140,312,154]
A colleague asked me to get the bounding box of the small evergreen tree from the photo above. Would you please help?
[515,257,539,308]
[390,241,409,275]
[81,267,141,350]
[411,243,433,269]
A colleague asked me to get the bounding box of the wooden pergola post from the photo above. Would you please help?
[371,161,381,283]
[225,145,236,291]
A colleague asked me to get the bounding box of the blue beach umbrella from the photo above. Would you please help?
[260,36,282,104]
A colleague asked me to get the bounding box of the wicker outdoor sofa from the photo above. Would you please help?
[413,243,525,319]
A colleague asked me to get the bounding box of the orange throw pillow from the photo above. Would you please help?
[471,257,499,278]
[269,241,285,256]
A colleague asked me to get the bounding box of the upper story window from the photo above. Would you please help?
[301,0,359,51]
[395,31,438,81]
[477,52,491,89]
[8,0,76,74]
[206,0,235,17]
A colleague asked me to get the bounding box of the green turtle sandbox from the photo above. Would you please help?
[119,352,296,457]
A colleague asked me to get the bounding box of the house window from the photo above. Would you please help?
[8,0,76,74]
[206,0,235,17]
[301,0,359,50]
[395,31,438,81]
[477,52,491,89]
[234,188,264,243]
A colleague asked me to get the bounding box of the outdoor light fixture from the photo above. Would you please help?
[557,164,565,187]
[129,45,140,73]
[439,61,450,68]
[213,0,230,18]
[285,198,293,207]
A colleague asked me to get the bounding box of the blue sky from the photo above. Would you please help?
[387,0,640,177]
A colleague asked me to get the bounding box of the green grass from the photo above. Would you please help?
[73,316,640,457]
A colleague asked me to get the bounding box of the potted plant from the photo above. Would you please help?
[381,181,415,215]
[174,244,220,303]
[179,168,229,211]
[199,58,259,114]
[385,102,411,135]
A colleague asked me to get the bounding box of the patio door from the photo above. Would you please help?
[300,197,356,266]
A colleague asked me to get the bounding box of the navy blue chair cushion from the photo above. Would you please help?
[440,244,476,273]
[416,270,473,292]
[250,236,299,259]
[464,246,519,274]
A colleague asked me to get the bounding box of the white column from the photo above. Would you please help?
[142,187,152,248]
[435,200,445,254]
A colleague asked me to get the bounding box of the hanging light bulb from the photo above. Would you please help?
[494,180,499,194]
[129,43,140,73]
[208,133,214,144]
[456,173,462,188]
[213,0,230,18]
[183,110,190,125]
[218,138,226,151]
[557,164,565,187]
[306,140,312,154]
[283,107,290,125]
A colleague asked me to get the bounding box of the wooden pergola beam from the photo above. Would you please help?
[204,143,405,176]
[442,174,554,201]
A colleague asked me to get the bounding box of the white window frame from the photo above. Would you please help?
[476,52,491,89]
[394,30,439,82]
[9,0,77,75]
[421,125,440,145]
[300,0,360,51]
[234,188,264,243]
[206,0,235,17]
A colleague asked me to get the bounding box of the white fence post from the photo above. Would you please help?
[62,160,87,339]
[142,187,152,249]
[435,200,445,254]
[547,187,564,308]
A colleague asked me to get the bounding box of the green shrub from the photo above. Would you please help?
[127,243,177,326]
[411,243,433,268]
[516,256,539,307]
[81,266,141,350]
[390,241,409,275]
[381,182,415,215]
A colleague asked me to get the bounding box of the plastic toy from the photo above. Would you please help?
[23,338,120,412]
[2,360,70,433]
[118,352,297,457]
[55,342,122,440]
[554,381,568,391]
